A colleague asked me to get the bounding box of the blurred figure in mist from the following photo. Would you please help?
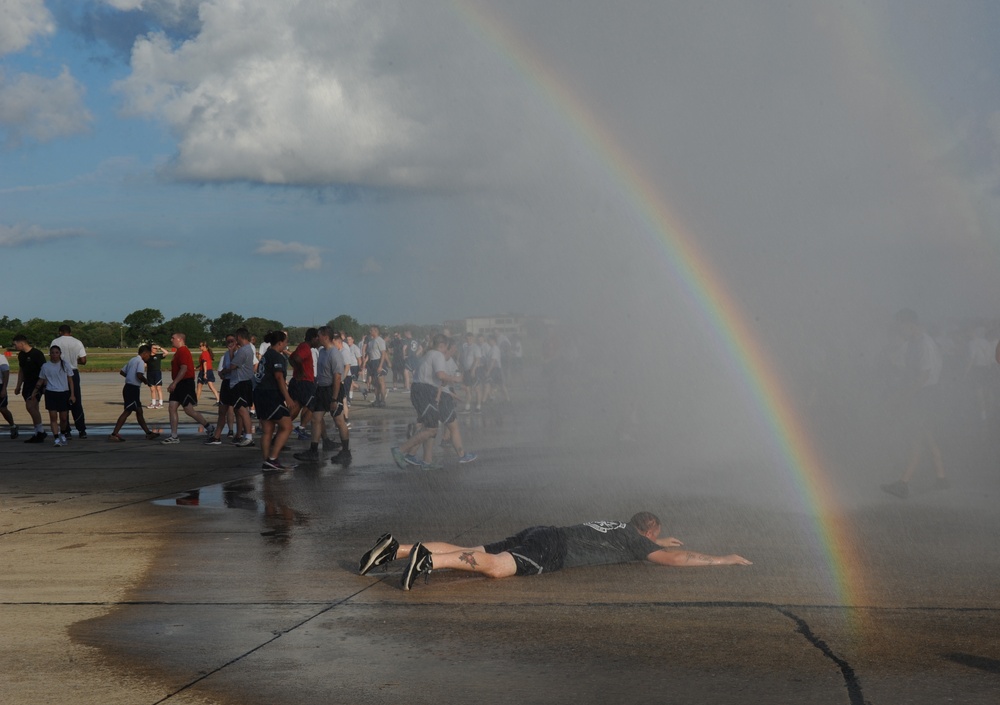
[882,309,948,499]
[966,326,998,426]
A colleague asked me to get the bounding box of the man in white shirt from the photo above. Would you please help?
[50,325,87,438]
[109,346,158,441]
[390,334,476,469]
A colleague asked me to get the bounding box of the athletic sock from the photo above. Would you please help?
[340,438,350,452]
[310,442,318,451]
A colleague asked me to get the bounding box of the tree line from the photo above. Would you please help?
[0,311,430,350]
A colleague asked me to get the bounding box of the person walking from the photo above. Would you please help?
[50,325,87,438]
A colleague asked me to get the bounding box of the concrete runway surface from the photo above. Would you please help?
[1,373,999,704]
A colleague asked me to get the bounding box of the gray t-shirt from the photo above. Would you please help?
[415,349,448,387]
[231,343,256,384]
[559,521,661,569]
[315,347,333,387]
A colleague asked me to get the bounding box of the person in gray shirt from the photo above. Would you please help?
[223,328,257,447]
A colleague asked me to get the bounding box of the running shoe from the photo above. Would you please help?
[329,450,352,466]
[9,424,18,439]
[107,434,125,443]
[403,453,422,466]
[24,432,46,444]
[78,431,87,439]
[295,427,311,441]
[204,437,222,445]
[54,435,67,447]
[293,448,320,462]
[458,452,478,464]
[880,481,909,499]
[160,436,180,444]
[391,446,407,469]
[235,437,255,448]
[401,543,433,591]
[145,431,160,440]
[262,458,283,471]
[358,533,399,575]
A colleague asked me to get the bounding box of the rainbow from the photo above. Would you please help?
[453,0,870,609]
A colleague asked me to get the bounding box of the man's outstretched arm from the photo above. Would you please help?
[646,549,752,566]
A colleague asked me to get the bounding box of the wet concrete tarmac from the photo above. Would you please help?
[2,374,999,703]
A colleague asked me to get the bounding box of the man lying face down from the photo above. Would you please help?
[358,511,753,591]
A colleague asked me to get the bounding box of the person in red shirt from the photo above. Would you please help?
[161,333,216,444]
[196,341,220,404]
[288,328,319,440]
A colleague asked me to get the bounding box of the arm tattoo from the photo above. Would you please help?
[682,552,715,565]
[459,552,479,568]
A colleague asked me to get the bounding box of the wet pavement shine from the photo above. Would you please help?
[1,373,999,704]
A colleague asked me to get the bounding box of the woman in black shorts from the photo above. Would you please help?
[33,346,76,447]
[254,331,295,471]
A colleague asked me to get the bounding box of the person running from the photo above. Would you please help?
[160,333,215,444]
[0,354,19,438]
[365,325,387,407]
[254,330,295,471]
[196,341,220,404]
[50,325,87,438]
[13,334,47,443]
[390,334,476,469]
[359,511,752,590]
[146,344,166,408]
[32,346,75,447]
[109,345,159,441]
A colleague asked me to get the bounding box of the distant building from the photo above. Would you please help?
[460,315,526,338]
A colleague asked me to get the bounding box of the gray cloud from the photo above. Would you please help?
[0,223,84,247]
[255,239,323,270]
[0,0,53,55]
[0,67,93,147]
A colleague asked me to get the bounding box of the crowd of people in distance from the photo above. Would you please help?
[3,323,524,472]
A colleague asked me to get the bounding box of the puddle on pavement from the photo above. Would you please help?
[152,479,263,510]
[153,477,312,541]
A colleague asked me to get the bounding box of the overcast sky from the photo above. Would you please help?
[3,0,1000,336]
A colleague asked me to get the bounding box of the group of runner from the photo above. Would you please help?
[2,323,521,472]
